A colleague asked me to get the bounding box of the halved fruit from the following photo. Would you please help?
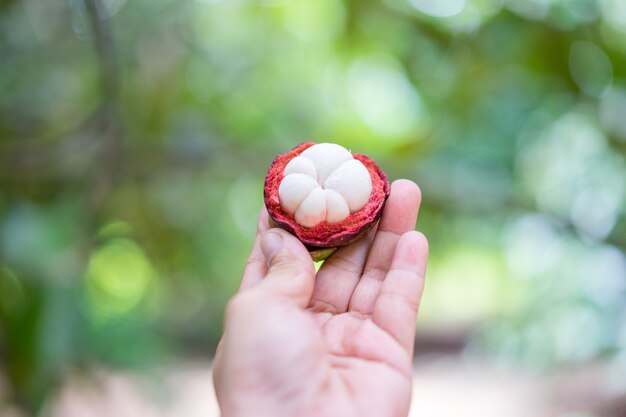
[264,142,390,259]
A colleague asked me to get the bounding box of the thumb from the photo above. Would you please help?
[256,228,315,307]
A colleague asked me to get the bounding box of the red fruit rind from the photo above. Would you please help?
[264,142,390,250]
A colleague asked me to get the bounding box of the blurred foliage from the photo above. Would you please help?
[1,0,626,413]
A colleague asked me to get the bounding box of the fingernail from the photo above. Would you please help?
[261,231,283,263]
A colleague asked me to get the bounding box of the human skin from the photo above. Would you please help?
[213,180,428,417]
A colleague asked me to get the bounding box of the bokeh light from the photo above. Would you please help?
[569,41,613,98]
[85,237,157,318]
[410,0,466,18]
[347,54,426,140]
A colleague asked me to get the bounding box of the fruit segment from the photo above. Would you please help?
[277,173,319,214]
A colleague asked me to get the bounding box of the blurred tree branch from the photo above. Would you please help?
[83,0,118,104]
[81,0,124,223]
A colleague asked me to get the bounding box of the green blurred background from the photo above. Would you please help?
[1,0,626,414]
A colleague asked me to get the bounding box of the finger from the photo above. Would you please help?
[308,226,376,314]
[373,231,428,355]
[254,228,316,307]
[212,337,226,392]
[239,208,271,291]
[349,180,421,316]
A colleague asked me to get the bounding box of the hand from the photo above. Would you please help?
[213,180,428,417]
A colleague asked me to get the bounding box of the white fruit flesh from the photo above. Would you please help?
[278,143,373,228]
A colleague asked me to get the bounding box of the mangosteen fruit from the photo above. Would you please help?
[264,142,390,260]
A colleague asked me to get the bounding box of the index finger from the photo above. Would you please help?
[239,207,271,291]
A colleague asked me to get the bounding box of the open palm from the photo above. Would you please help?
[213,180,428,417]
